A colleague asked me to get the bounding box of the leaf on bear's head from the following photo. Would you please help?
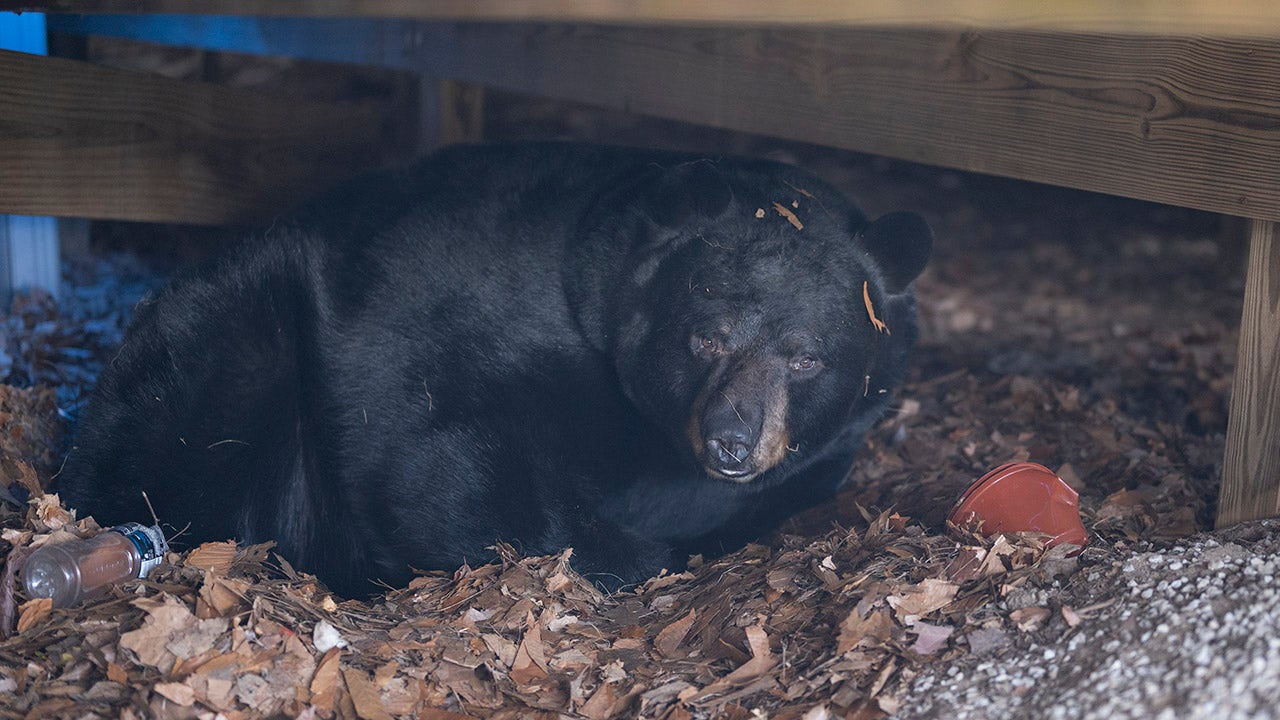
[772,202,804,230]
[864,282,890,335]
[781,180,815,199]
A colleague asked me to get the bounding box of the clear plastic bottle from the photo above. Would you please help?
[21,523,168,607]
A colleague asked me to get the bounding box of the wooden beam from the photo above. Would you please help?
[14,0,1280,37]
[435,24,1280,223]
[418,77,484,153]
[42,18,1280,222]
[1,9,60,297]
[1217,220,1280,528]
[436,79,484,147]
[0,48,385,224]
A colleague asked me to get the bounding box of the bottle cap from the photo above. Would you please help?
[111,523,169,579]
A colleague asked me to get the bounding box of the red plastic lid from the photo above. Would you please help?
[948,462,1088,549]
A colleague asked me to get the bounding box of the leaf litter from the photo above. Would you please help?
[1,453,1067,719]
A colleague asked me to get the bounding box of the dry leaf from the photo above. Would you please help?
[837,608,895,653]
[1010,606,1051,631]
[196,571,250,619]
[1061,606,1082,628]
[419,709,483,720]
[1056,463,1085,491]
[119,594,229,672]
[909,622,954,655]
[580,681,620,720]
[887,579,958,622]
[153,681,195,706]
[31,493,72,532]
[510,617,549,685]
[481,632,517,668]
[654,610,696,658]
[690,624,776,701]
[343,667,394,720]
[868,656,897,698]
[16,597,51,634]
[310,648,342,712]
[946,547,987,584]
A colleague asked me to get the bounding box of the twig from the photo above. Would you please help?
[0,547,31,639]
[140,491,162,529]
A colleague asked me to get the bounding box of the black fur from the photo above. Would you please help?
[59,142,932,596]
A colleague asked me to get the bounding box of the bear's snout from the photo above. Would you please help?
[690,361,791,483]
[701,396,761,479]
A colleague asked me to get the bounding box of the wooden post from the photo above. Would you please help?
[0,215,60,299]
[438,79,484,146]
[1,10,60,298]
[419,76,484,153]
[1217,219,1280,527]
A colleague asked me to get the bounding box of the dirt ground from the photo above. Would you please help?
[0,65,1263,719]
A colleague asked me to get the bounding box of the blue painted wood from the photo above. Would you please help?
[1,11,61,297]
[0,10,47,53]
[45,14,412,67]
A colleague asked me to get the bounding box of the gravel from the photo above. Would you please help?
[895,521,1280,720]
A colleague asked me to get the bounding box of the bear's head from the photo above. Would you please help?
[567,157,931,486]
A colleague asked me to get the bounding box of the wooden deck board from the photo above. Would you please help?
[9,0,1280,37]
[421,24,1280,222]
[0,48,384,224]
[36,18,1280,223]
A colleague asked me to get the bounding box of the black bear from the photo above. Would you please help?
[59,142,931,596]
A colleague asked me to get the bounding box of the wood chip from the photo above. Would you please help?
[16,597,51,634]
[772,201,804,230]
[185,540,237,573]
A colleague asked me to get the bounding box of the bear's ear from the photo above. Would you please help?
[859,211,933,293]
[642,159,734,228]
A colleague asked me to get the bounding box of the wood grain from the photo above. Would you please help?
[44,18,1280,222]
[0,49,384,224]
[412,24,1280,222]
[13,0,1280,36]
[1217,220,1280,527]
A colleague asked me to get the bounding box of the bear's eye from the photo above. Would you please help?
[691,334,723,357]
[789,356,821,373]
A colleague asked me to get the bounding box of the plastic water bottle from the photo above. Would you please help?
[21,523,168,607]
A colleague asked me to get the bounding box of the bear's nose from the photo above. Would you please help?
[706,429,754,470]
